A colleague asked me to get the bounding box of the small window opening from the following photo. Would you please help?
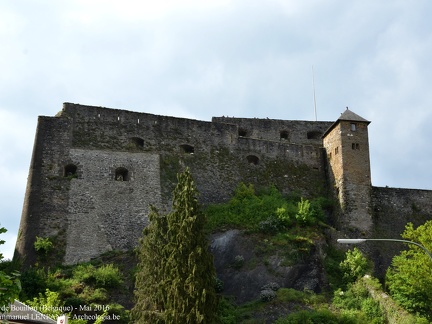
[180,144,194,154]
[115,167,129,181]
[137,118,140,124]
[238,128,247,137]
[64,164,77,178]
[352,143,360,150]
[117,116,120,121]
[307,131,322,139]
[335,147,339,155]
[98,113,100,118]
[246,155,259,165]
[130,137,144,148]
[351,123,357,131]
[280,130,289,140]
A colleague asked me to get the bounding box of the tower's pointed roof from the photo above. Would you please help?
[322,108,370,138]
[338,108,370,124]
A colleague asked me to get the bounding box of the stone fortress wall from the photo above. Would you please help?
[14,102,432,268]
[16,103,333,265]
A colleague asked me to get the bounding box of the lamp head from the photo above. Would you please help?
[337,239,367,244]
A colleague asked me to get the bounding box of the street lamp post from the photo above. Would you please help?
[337,238,432,263]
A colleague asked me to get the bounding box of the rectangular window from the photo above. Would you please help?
[351,123,357,131]
[335,147,339,155]
[352,143,360,150]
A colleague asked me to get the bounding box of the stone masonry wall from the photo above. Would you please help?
[16,103,335,266]
[371,186,432,276]
[16,116,73,266]
[64,149,161,264]
[323,119,372,233]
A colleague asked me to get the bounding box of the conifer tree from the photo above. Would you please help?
[132,168,217,323]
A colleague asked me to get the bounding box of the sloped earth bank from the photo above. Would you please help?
[210,229,328,304]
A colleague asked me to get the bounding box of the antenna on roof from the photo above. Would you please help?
[312,65,317,121]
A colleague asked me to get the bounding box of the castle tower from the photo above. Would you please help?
[323,108,373,233]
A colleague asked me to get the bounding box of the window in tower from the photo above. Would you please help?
[351,123,357,131]
[64,164,78,178]
[180,144,194,154]
[246,155,259,165]
[130,137,145,148]
[115,167,129,181]
[238,128,248,137]
[280,130,289,140]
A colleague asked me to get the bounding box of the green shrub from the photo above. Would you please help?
[205,183,328,232]
[276,288,325,306]
[93,264,123,287]
[385,221,432,320]
[34,236,53,254]
[333,281,385,324]
[20,268,48,300]
[216,297,239,324]
[215,277,224,293]
[26,289,65,319]
[72,263,122,288]
[73,264,96,284]
[79,287,108,303]
[340,248,372,283]
[64,296,86,309]
[275,308,356,324]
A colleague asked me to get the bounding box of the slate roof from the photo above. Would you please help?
[322,108,370,137]
[338,108,370,124]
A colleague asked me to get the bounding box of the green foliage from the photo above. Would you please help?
[34,236,53,254]
[295,197,313,225]
[323,246,346,290]
[216,297,239,323]
[205,183,329,232]
[340,248,372,284]
[72,263,123,288]
[26,288,65,320]
[132,168,217,323]
[93,264,123,287]
[275,308,356,324]
[20,267,47,301]
[332,280,385,324]
[19,262,129,323]
[25,289,90,324]
[386,221,432,320]
[0,225,21,309]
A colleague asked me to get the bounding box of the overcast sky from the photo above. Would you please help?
[1,0,432,259]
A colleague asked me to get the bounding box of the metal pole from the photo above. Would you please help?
[312,65,317,121]
[337,238,432,263]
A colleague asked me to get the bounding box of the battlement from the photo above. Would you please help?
[61,102,333,148]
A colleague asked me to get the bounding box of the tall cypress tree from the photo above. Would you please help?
[132,168,217,323]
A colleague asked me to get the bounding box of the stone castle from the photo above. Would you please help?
[15,103,432,268]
